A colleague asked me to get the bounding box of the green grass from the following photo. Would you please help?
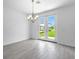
[48,29,56,37]
[39,31,44,37]
[39,27,56,38]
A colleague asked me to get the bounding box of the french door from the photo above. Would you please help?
[39,16,56,41]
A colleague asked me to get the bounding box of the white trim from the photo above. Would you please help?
[3,38,30,46]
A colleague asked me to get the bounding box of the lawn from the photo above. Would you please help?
[39,27,56,38]
[48,29,56,37]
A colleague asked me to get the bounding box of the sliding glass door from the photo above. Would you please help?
[39,16,56,41]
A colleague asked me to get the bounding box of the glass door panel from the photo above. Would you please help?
[39,16,45,39]
[47,16,56,40]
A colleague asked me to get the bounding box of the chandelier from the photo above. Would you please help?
[27,0,40,23]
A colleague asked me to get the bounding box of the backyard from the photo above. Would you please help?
[39,26,56,39]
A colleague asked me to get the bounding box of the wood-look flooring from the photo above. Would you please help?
[3,40,75,59]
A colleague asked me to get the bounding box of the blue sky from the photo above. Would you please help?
[40,16,55,27]
[48,16,55,27]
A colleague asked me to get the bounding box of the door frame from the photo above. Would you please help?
[37,15,57,42]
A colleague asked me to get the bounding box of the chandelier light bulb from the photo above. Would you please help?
[34,15,39,19]
[27,15,32,20]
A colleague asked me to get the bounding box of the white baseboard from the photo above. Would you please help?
[3,38,30,46]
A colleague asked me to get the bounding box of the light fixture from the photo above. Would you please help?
[27,0,40,23]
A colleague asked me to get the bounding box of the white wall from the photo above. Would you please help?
[3,7,30,45]
[32,4,75,47]
[55,5,75,47]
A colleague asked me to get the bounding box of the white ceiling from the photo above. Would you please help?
[3,0,74,14]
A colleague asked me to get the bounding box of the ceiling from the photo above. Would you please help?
[3,0,74,14]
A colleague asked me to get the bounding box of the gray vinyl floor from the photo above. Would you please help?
[3,40,75,59]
